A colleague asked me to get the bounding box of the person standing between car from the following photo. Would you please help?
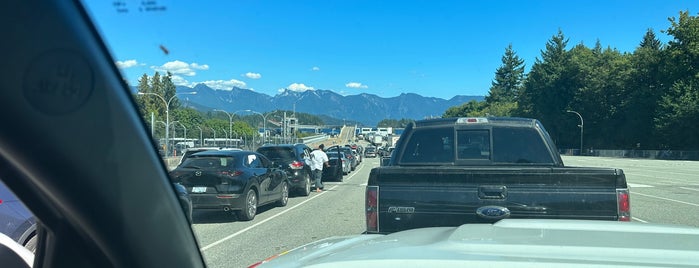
[310,144,329,192]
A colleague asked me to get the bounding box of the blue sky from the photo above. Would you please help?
[83,0,698,99]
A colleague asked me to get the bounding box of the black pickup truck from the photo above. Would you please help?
[366,117,630,234]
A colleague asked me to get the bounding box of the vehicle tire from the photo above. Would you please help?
[236,189,257,221]
[24,234,37,254]
[277,182,289,207]
[300,173,311,196]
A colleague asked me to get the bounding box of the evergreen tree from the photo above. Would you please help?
[163,71,180,110]
[486,44,525,104]
[654,11,699,149]
[620,29,665,149]
[518,29,573,143]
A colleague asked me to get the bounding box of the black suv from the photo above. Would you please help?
[256,144,313,196]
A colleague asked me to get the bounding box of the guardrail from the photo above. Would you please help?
[300,134,328,144]
[560,149,699,161]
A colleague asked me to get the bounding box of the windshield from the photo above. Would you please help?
[68,1,699,267]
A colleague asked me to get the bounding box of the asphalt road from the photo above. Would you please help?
[193,141,376,268]
[562,156,699,227]
[189,153,699,268]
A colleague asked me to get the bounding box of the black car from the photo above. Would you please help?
[332,146,358,171]
[364,146,377,158]
[169,150,289,221]
[256,144,314,196]
[323,151,345,182]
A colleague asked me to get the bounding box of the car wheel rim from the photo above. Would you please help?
[282,183,288,204]
[305,175,311,194]
[247,191,257,217]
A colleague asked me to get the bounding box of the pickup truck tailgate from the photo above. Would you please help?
[368,166,627,233]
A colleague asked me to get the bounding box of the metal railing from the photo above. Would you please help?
[560,149,699,161]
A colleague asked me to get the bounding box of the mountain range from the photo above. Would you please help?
[172,84,484,126]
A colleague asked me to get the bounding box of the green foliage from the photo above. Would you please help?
[442,100,486,117]
[653,11,699,149]
[654,80,699,148]
[518,30,574,142]
[441,12,699,149]
[619,29,665,148]
[486,44,525,103]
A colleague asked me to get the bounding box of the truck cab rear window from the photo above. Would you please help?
[457,130,490,159]
[492,127,554,164]
[400,127,455,163]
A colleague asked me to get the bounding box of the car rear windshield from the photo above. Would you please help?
[257,148,295,160]
[180,156,236,169]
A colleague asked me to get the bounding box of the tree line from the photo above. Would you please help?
[444,11,699,150]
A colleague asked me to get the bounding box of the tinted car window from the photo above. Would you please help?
[260,155,273,168]
[457,130,490,159]
[257,147,295,160]
[181,156,235,169]
[326,152,341,159]
[492,127,554,164]
[400,127,455,163]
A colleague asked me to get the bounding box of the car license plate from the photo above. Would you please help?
[192,187,207,193]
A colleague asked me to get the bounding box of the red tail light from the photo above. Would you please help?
[289,161,304,170]
[366,186,379,232]
[219,170,243,177]
[617,189,631,221]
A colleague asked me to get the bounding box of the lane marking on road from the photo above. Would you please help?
[632,217,649,223]
[201,163,367,251]
[633,192,699,207]
[628,183,654,188]
[680,187,699,192]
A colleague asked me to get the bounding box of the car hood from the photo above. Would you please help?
[257,219,699,267]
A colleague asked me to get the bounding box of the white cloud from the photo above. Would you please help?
[345,82,368,89]
[116,59,140,69]
[170,75,192,86]
[201,79,247,91]
[278,83,316,93]
[151,60,209,76]
[311,66,320,71]
[244,72,262,79]
[287,83,314,92]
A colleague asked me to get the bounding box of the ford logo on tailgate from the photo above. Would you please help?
[476,206,510,220]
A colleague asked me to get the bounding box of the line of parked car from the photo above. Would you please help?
[167,143,366,222]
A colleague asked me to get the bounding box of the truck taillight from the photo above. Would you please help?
[366,186,379,232]
[617,189,630,221]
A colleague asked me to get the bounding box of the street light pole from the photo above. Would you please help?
[138,91,197,157]
[173,121,187,147]
[245,110,267,145]
[196,126,203,147]
[210,127,216,146]
[220,128,229,147]
[566,110,584,155]
[214,109,234,148]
